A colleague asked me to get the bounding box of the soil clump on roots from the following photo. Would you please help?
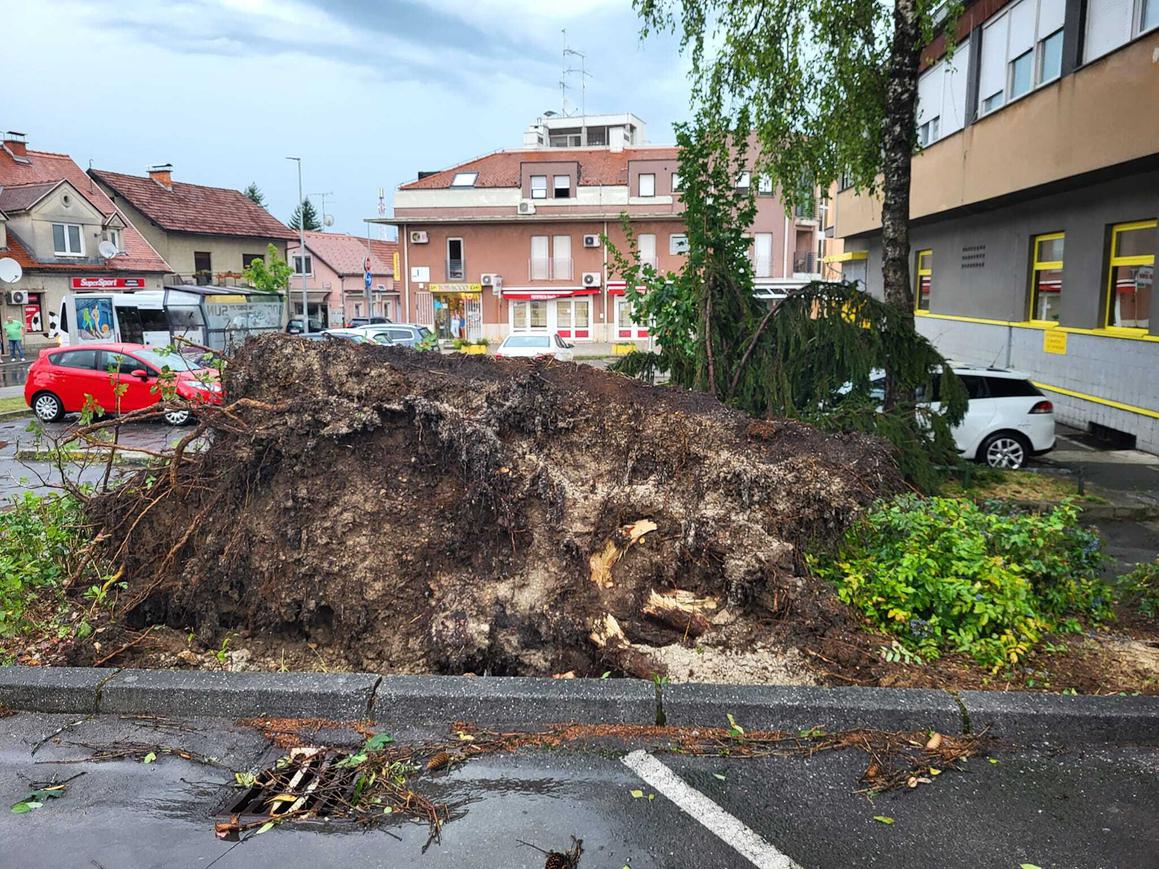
[83,335,905,683]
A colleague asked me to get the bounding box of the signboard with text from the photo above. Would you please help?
[71,277,147,290]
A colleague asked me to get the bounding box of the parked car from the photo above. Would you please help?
[319,329,393,345]
[25,343,222,426]
[349,323,434,349]
[866,366,1055,469]
[494,333,575,362]
[348,316,392,328]
[286,317,325,335]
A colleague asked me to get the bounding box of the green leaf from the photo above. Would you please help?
[712,773,726,781]
[1019,864,1043,869]
[601,671,612,679]
[255,821,275,835]
[10,801,36,814]
[363,732,394,752]
[873,816,894,825]
[630,789,644,799]
[142,751,157,764]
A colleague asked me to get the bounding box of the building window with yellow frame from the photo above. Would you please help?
[1105,220,1156,330]
[914,249,933,311]
[1029,232,1064,323]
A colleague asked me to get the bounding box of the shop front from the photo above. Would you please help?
[429,283,483,342]
[503,287,598,341]
[607,281,650,341]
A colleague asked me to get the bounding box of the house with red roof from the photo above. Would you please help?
[369,112,831,344]
[89,164,297,287]
[285,231,399,328]
[0,132,171,351]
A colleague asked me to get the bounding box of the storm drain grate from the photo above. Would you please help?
[223,748,360,820]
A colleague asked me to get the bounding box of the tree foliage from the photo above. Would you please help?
[288,198,321,231]
[608,115,966,490]
[241,243,293,295]
[243,182,267,208]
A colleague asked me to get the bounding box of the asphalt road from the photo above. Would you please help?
[1,710,1156,869]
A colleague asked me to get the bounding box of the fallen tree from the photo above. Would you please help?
[83,336,904,683]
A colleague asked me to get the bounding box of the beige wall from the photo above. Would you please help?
[835,31,1159,239]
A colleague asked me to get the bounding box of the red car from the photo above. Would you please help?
[24,343,222,426]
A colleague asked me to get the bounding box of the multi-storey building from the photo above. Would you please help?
[286,231,400,327]
[377,114,827,344]
[833,0,1159,451]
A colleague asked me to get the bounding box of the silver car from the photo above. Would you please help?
[494,333,574,362]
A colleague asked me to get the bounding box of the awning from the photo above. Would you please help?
[606,281,647,297]
[501,286,600,301]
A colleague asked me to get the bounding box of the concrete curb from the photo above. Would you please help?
[13,449,156,467]
[0,409,31,421]
[1,668,1156,744]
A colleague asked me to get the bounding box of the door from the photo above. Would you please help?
[102,350,159,413]
[463,294,482,342]
[552,298,591,340]
[50,348,108,413]
[945,375,995,456]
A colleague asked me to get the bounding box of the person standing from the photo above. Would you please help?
[4,316,25,362]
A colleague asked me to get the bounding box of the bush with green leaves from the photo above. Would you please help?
[1119,559,1159,618]
[809,495,1112,668]
[0,492,104,639]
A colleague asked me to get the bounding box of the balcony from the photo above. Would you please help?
[792,251,818,276]
[793,201,818,221]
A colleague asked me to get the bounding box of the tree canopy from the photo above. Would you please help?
[241,243,293,295]
[243,182,267,208]
[288,198,321,231]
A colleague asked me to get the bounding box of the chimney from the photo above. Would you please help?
[148,163,173,190]
[2,131,28,161]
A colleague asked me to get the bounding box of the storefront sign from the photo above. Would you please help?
[1043,330,1067,355]
[70,277,147,290]
[429,283,482,293]
[23,299,42,332]
[392,251,400,280]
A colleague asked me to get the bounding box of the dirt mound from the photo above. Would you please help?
[85,336,904,682]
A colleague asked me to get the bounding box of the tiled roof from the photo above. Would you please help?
[367,239,399,275]
[0,148,170,273]
[291,231,395,276]
[0,181,60,213]
[399,146,679,191]
[89,168,297,240]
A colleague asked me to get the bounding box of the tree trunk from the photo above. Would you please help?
[881,0,922,407]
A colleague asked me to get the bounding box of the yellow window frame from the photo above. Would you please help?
[1104,219,1157,331]
[914,249,932,312]
[1028,231,1064,323]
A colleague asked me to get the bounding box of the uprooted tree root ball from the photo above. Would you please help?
[83,335,905,682]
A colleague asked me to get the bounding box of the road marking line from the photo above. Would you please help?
[621,749,801,869]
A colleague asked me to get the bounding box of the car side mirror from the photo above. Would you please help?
[131,368,150,381]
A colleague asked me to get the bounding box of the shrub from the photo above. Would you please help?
[809,495,1112,668]
[1119,559,1159,618]
[0,493,100,637]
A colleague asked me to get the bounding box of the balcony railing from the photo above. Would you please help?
[793,201,818,220]
[529,259,573,280]
[446,260,465,281]
[792,251,818,275]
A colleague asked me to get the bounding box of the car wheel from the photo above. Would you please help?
[163,408,192,426]
[31,391,64,423]
[978,431,1030,469]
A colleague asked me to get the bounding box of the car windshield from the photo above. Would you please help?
[130,348,201,372]
[503,336,550,348]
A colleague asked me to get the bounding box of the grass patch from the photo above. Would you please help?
[943,467,1105,503]
[809,495,1114,669]
[0,396,27,414]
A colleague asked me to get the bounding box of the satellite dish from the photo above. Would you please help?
[0,257,22,284]
[323,214,335,227]
[98,240,119,259]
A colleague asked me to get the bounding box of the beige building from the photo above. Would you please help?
[90,165,296,286]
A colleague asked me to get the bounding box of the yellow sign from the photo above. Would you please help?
[429,283,482,293]
[392,250,400,279]
[204,295,247,303]
[1043,330,1067,355]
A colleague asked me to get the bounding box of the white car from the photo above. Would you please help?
[494,333,574,362]
[869,367,1055,469]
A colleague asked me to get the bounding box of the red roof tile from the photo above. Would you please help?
[399,146,679,191]
[90,169,297,241]
[0,181,60,213]
[290,231,395,277]
[0,149,171,273]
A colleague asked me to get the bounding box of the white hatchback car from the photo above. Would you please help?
[871,367,1056,468]
[494,333,575,362]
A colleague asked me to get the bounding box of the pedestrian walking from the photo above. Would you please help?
[4,316,25,362]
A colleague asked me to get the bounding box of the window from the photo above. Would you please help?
[638,233,657,268]
[984,376,1043,398]
[753,233,773,278]
[757,175,774,195]
[917,38,971,143]
[552,235,571,280]
[242,253,264,269]
[669,234,689,255]
[54,349,98,369]
[915,249,933,311]
[1008,49,1034,99]
[736,171,751,189]
[1145,0,1159,32]
[103,228,122,252]
[553,175,571,199]
[638,173,656,197]
[979,0,1065,115]
[446,238,464,281]
[671,173,682,193]
[1105,220,1156,329]
[530,235,550,279]
[1085,0,1156,62]
[105,352,154,376]
[1037,29,1063,84]
[530,175,548,199]
[917,117,941,147]
[52,223,84,256]
[292,255,312,275]
[1029,232,1064,322]
[450,172,478,187]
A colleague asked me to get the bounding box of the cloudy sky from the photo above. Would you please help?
[5,0,691,236]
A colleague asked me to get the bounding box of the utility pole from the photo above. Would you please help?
[286,156,309,334]
[310,191,334,230]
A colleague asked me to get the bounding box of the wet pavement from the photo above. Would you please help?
[0,418,180,500]
[1,710,1156,868]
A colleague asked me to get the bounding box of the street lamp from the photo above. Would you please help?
[286,156,309,335]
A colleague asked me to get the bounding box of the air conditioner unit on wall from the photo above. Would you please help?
[581,272,601,288]
[517,200,536,215]
[409,230,429,244]
[582,234,600,248]
[5,290,27,305]
[480,273,499,286]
